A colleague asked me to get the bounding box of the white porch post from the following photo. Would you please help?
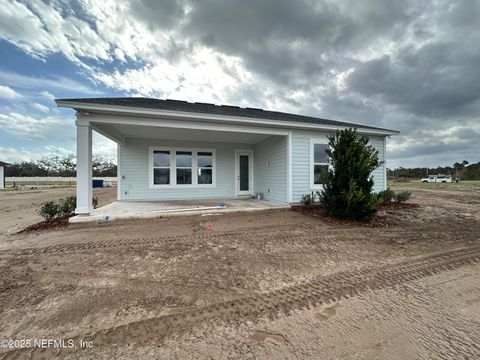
[76,123,92,214]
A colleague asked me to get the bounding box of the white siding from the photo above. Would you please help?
[117,129,387,203]
[368,136,386,192]
[119,138,253,201]
[0,166,4,188]
[291,130,386,202]
[254,136,288,203]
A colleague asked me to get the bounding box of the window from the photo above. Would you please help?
[150,148,215,187]
[153,150,170,185]
[312,142,329,186]
[197,152,213,184]
[176,151,192,185]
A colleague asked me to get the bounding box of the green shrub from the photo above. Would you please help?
[92,196,98,209]
[300,192,316,209]
[318,128,383,221]
[394,191,411,203]
[38,201,61,221]
[58,196,76,216]
[378,188,395,204]
[38,196,98,221]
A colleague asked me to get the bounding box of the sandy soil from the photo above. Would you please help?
[0,187,117,241]
[0,185,479,359]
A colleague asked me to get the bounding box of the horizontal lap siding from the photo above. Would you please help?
[369,136,386,192]
[291,130,386,202]
[254,136,287,203]
[291,130,327,202]
[119,138,253,201]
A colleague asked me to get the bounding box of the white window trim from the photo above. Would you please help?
[310,138,329,190]
[149,147,216,189]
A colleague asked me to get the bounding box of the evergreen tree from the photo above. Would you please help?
[318,128,382,221]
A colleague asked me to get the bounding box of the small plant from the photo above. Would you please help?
[38,196,98,221]
[300,191,316,209]
[378,188,395,205]
[92,196,98,209]
[38,201,61,221]
[393,191,411,204]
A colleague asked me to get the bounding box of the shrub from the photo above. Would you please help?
[38,196,98,221]
[300,192,316,209]
[38,201,61,221]
[394,191,411,203]
[378,188,395,205]
[58,196,76,216]
[318,128,383,221]
[92,196,98,209]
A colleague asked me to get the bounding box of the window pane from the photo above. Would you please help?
[198,168,212,184]
[239,155,249,191]
[197,152,213,168]
[153,168,170,185]
[314,144,329,163]
[176,168,192,184]
[176,151,192,167]
[314,164,328,185]
[153,151,170,167]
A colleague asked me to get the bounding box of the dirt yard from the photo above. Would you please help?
[0,184,479,359]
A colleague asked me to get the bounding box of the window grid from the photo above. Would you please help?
[150,148,215,188]
[312,142,329,186]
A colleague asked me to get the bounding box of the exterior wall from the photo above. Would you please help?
[0,166,4,188]
[254,136,288,203]
[119,138,253,201]
[117,130,386,203]
[291,130,386,203]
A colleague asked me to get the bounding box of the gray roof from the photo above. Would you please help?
[0,161,11,166]
[56,97,397,133]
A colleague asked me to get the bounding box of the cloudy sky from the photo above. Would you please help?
[0,0,479,168]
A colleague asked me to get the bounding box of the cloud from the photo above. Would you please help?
[0,111,74,141]
[0,146,41,163]
[0,0,478,168]
[32,103,49,113]
[0,69,103,95]
[0,0,111,66]
[40,90,56,101]
[0,85,21,99]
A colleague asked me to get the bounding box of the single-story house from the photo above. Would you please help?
[0,161,11,189]
[56,98,399,215]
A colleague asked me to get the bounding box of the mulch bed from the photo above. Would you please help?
[291,203,420,227]
[17,218,71,234]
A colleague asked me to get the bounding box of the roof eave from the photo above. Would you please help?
[56,100,400,136]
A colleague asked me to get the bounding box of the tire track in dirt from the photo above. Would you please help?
[13,226,475,257]
[3,246,479,360]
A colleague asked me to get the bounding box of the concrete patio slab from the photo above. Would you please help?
[69,198,290,223]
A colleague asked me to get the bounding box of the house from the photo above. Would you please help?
[0,161,11,189]
[56,98,399,215]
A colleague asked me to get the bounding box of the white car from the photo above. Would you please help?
[421,175,452,183]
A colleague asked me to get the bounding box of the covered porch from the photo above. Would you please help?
[69,198,290,223]
[73,106,292,217]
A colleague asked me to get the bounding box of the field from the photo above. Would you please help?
[0,184,479,359]
[389,179,480,190]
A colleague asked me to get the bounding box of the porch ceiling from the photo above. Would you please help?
[93,122,276,144]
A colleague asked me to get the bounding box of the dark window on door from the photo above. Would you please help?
[239,155,249,191]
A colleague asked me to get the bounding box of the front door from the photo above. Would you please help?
[235,150,253,196]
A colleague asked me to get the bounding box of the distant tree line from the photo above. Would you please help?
[5,154,117,177]
[388,160,480,180]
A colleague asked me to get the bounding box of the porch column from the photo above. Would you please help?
[76,123,92,214]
